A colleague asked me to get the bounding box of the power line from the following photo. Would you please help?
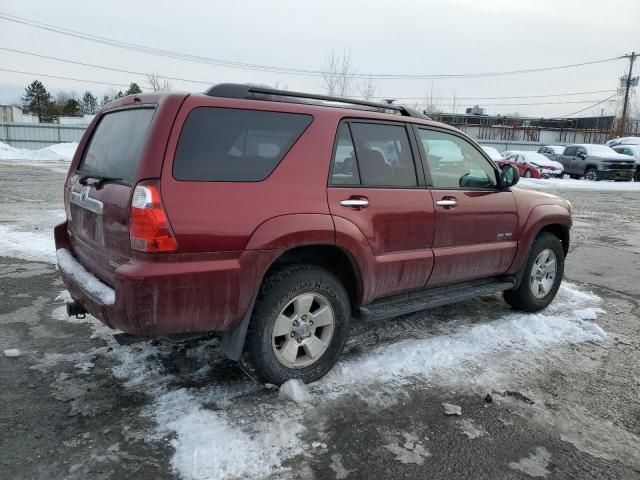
[554,93,620,118]
[0,47,619,102]
[0,11,625,80]
[0,46,211,85]
[0,67,130,88]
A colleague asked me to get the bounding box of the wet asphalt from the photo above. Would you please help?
[0,162,639,479]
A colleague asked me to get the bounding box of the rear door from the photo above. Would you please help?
[561,146,578,174]
[66,107,156,285]
[327,120,435,299]
[414,127,518,287]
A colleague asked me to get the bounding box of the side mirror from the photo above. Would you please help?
[577,152,587,159]
[500,163,520,188]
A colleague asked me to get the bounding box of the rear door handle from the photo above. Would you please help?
[340,198,369,208]
[436,199,457,207]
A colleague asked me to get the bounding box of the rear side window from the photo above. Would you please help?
[173,107,312,181]
[79,108,155,183]
[349,122,418,187]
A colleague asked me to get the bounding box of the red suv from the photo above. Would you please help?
[55,84,572,384]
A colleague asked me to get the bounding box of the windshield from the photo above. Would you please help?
[79,108,155,183]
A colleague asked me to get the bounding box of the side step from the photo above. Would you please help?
[357,277,515,322]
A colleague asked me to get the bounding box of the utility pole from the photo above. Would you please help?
[619,52,637,137]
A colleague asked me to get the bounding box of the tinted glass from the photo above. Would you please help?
[418,129,497,189]
[564,146,577,156]
[79,108,155,183]
[330,124,360,185]
[349,122,417,187]
[173,108,312,181]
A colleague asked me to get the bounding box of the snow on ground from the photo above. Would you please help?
[0,141,77,162]
[519,177,640,191]
[0,224,56,263]
[45,281,606,480]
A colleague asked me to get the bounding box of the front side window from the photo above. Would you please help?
[173,107,312,181]
[564,146,578,156]
[349,122,418,187]
[417,128,497,189]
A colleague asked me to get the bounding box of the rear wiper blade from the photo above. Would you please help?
[77,172,122,188]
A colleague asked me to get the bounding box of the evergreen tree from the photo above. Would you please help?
[62,98,82,117]
[22,80,55,122]
[115,91,124,99]
[80,91,99,115]
[99,94,111,108]
[125,82,142,95]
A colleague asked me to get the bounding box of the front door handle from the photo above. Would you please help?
[340,198,369,208]
[436,199,457,207]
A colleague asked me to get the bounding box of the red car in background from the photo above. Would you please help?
[497,151,564,179]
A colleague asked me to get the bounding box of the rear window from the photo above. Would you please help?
[79,108,155,183]
[173,107,313,182]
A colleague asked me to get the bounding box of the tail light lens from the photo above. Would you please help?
[129,181,178,253]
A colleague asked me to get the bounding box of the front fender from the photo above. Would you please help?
[506,204,571,276]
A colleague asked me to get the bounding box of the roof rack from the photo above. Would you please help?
[203,83,431,120]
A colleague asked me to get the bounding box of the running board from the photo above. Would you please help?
[357,277,516,322]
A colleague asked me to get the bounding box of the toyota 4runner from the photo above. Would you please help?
[55,84,572,384]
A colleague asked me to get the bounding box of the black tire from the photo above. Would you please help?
[634,169,640,182]
[241,264,351,385]
[584,167,600,181]
[503,232,565,312]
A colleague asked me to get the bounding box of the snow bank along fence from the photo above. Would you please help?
[0,122,89,150]
[476,140,567,152]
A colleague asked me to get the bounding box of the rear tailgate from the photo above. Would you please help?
[64,94,187,286]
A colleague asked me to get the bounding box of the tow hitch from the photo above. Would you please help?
[66,301,87,319]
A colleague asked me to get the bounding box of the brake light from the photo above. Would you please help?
[129,181,178,253]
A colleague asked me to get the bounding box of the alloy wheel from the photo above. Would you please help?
[529,249,557,299]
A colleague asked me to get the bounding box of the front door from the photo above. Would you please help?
[327,121,435,300]
[415,127,519,287]
[561,146,578,174]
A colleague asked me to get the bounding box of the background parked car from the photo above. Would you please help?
[559,144,635,181]
[538,145,565,162]
[612,144,640,181]
[503,151,564,178]
[605,137,640,148]
[480,146,505,163]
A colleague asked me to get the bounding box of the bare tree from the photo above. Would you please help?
[424,83,441,114]
[321,49,355,97]
[146,73,173,92]
[358,77,377,101]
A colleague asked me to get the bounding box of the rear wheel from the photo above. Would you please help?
[241,264,351,385]
[584,167,600,181]
[504,232,564,312]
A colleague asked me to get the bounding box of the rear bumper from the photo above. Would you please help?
[54,222,279,336]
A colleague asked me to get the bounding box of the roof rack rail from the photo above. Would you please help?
[203,83,431,120]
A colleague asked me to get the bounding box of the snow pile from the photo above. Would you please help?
[322,283,605,389]
[0,141,77,161]
[0,224,56,263]
[4,349,21,357]
[56,249,115,305]
[519,177,640,191]
[279,379,313,404]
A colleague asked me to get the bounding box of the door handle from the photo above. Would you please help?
[340,198,369,208]
[436,199,457,207]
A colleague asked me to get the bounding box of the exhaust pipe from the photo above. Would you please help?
[66,301,87,319]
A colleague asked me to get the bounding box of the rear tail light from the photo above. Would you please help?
[129,181,178,253]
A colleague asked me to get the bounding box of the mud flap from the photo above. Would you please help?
[220,293,257,361]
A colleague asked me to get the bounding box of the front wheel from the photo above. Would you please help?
[634,169,640,182]
[504,232,565,312]
[584,167,600,181]
[241,264,351,385]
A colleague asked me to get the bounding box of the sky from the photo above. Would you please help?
[0,0,638,118]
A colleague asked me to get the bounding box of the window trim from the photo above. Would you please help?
[77,105,157,187]
[412,124,501,191]
[328,118,426,189]
[171,106,314,183]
